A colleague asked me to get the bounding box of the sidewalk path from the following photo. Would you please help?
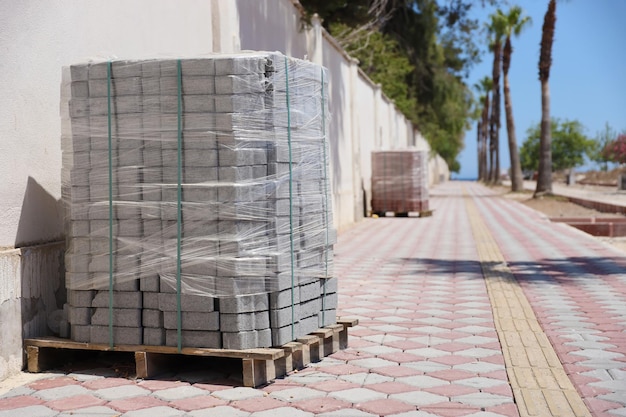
[0,181,624,417]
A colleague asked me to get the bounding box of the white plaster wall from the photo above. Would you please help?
[355,76,377,216]
[0,0,242,248]
[236,0,309,60]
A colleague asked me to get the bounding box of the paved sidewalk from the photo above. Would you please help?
[1,181,625,417]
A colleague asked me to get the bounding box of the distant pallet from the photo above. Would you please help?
[24,318,358,388]
[373,210,433,218]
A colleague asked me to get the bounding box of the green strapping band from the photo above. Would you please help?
[284,57,296,341]
[321,68,328,325]
[106,61,114,349]
[176,60,183,352]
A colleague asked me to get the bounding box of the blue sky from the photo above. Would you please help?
[453,0,626,179]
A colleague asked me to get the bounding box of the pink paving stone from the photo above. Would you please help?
[330,350,375,361]
[347,339,378,348]
[479,355,505,365]
[487,402,520,417]
[427,369,475,382]
[0,395,44,410]
[419,403,481,416]
[347,328,380,337]
[482,384,514,397]
[434,342,475,353]
[82,377,135,390]
[563,363,592,374]
[481,370,508,380]
[138,380,190,391]
[584,397,623,413]
[356,398,416,416]
[306,380,360,393]
[482,342,504,350]
[423,384,478,397]
[28,376,80,390]
[262,381,305,393]
[577,384,613,397]
[46,394,106,411]
[431,355,476,366]
[292,396,352,414]
[231,396,286,412]
[378,352,425,363]
[193,382,237,392]
[569,373,601,386]
[365,381,418,394]
[108,395,169,412]
[170,395,228,411]
[385,340,428,350]
[432,331,471,340]
[371,365,423,378]
[318,364,365,376]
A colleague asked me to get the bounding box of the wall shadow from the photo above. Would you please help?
[15,176,64,247]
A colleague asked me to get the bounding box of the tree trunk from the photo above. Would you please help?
[477,121,483,180]
[535,79,552,195]
[535,0,556,197]
[481,95,490,182]
[503,38,524,192]
[489,42,501,184]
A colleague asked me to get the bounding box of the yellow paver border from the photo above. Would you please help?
[464,191,591,417]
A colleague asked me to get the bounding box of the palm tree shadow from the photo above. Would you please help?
[398,255,626,284]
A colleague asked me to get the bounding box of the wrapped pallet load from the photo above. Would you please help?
[60,52,336,349]
[371,149,429,216]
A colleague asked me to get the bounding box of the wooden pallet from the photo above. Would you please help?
[24,318,358,388]
[373,210,433,218]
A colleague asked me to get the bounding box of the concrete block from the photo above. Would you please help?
[217,184,251,202]
[182,185,218,203]
[143,292,160,310]
[117,220,142,237]
[271,322,301,347]
[142,309,163,328]
[141,61,160,78]
[218,237,269,256]
[214,94,265,113]
[88,77,141,97]
[70,64,89,81]
[71,81,89,98]
[161,95,215,114]
[299,298,321,319]
[318,309,337,327]
[269,287,301,309]
[183,148,218,167]
[181,59,215,76]
[143,327,166,346]
[140,274,160,292]
[252,165,268,179]
[215,74,265,95]
[218,166,253,182]
[160,76,215,95]
[91,290,142,308]
[68,290,95,307]
[66,253,89,273]
[111,60,142,78]
[218,294,269,314]
[320,277,338,294]
[90,325,143,345]
[300,314,320,335]
[158,293,216,312]
[222,330,267,350]
[321,292,338,310]
[218,148,256,166]
[68,307,92,325]
[71,325,91,342]
[269,304,301,328]
[183,132,217,150]
[91,308,141,327]
[163,311,219,331]
[181,220,219,238]
[216,256,267,277]
[214,276,267,296]
[214,56,266,75]
[142,77,161,95]
[219,310,269,332]
[165,330,221,348]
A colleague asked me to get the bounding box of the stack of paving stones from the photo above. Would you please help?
[60,52,336,350]
[371,149,429,214]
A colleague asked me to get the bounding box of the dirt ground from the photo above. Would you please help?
[491,183,626,253]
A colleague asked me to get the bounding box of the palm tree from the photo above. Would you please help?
[535,0,556,197]
[475,76,492,182]
[499,6,531,192]
[487,13,506,183]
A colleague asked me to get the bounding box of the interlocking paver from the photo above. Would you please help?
[122,406,186,417]
[329,387,386,404]
[34,385,91,401]
[0,405,57,417]
[188,405,251,417]
[57,405,120,417]
[389,391,448,406]
[93,384,151,400]
[269,387,325,402]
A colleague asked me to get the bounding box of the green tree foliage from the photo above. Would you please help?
[299,0,501,173]
[520,119,594,173]
[589,122,618,170]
